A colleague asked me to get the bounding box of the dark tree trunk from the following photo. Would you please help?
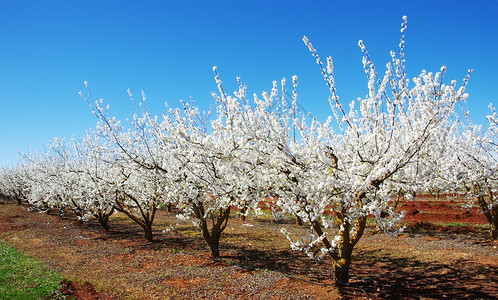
[58,207,66,219]
[144,222,153,242]
[333,255,352,285]
[240,205,248,221]
[490,216,498,240]
[209,227,221,258]
[312,197,366,285]
[195,203,231,259]
[99,218,110,232]
[95,208,113,232]
[113,194,157,242]
[475,186,498,240]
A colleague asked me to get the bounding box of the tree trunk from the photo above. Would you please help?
[295,215,303,226]
[95,208,114,232]
[333,257,352,285]
[210,227,221,258]
[240,207,247,221]
[312,202,366,285]
[475,186,498,240]
[144,222,153,242]
[490,216,498,240]
[487,188,497,240]
[195,204,230,259]
[331,221,354,285]
[58,207,66,219]
[113,195,157,242]
[199,221,221,258]
[99,218,110,232]
[96,213,111,232]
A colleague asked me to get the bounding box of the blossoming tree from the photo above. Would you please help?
[437,103,498,239]
[80,87,178,241]
[221,16,469,284]
[153,77,264,258]
[71,131,120,232]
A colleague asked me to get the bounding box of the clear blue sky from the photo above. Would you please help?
[1,0,497,166]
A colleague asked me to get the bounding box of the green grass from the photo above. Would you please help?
[433,221,489,228]
[0,239,65,299]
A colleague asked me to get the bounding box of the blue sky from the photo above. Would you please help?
[1,0,497,166]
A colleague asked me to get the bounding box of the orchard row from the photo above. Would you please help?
[1,17,496,284]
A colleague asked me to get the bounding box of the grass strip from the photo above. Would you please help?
[0,239,64,299]
[432,221,489,228]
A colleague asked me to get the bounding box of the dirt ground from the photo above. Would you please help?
[400,196,488,226]
[0,198,497,299]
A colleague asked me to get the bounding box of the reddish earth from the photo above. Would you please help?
[58,280,113,299]
[400,199,487,226]
[261,197,488,227]
[0,197,497,299]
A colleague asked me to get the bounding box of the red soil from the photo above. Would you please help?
[400,199,487,225]
[58,280,113,300]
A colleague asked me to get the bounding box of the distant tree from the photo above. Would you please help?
[437,103,498,239]
[72,131,119,232]
[0,164,32,205]
[33,138,88,221]
[80,87,182,242]
[166,83,263,258]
